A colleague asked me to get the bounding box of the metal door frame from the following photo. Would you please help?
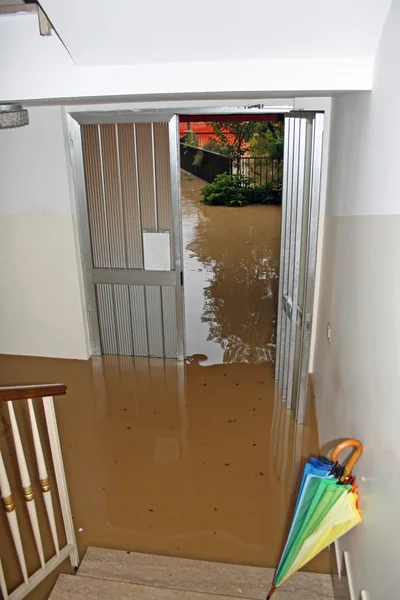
[67,104,324,404]
[66,111,185,360]
[294,113,324,423]
[275,111,324,424]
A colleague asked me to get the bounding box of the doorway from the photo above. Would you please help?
[179,115,283,365]
[69,107,324,423]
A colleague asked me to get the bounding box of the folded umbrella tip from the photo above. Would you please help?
[266,585,276,598]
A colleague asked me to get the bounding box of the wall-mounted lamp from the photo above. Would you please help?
[0,104,29,129]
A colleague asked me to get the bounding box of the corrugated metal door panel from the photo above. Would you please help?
[81,116,182,359]
[117,123,144,268]
[161,286,177,358]
[129,285,149,357]
[96,284,118,354]
[154,122,174,265]
[145,286,164,358]
[114,284,134,355]
[100,124,126,268]
[154,123,172,231]
[136,123,157,230]
[81,125,110,268]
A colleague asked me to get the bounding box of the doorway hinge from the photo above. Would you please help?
[69,130,76,147]
[180,271,184,287]
[86,302,92,319]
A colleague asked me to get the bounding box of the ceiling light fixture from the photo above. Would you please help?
[0,104,29,129]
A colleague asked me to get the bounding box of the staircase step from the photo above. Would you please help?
[76,547,333,599]
[50,572,331,600]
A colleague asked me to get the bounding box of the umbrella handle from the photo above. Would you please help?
[331,439,363,475]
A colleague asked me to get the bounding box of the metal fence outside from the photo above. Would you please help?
[180,144,231,183]
[180,142,283,186]
[236,156,283,186]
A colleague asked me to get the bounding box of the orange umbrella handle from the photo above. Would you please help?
[331,439,363,476]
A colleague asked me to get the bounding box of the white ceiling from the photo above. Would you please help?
[40,0,391,66]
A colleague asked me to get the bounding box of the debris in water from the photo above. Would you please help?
[78,527,83,532]
[149,509,154,512]
[127,426,132,430]
[224,463,230,466]
[259,472,264,476]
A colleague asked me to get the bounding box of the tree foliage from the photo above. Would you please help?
[205,121,258,168]
[249,122,284,159]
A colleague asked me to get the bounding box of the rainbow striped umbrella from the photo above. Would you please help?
[267,439,363,598]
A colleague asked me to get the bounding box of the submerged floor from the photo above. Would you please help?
[0,356,328,599]
[182,172,281,365]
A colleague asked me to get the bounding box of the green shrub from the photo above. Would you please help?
[201,173,252,207]
[201,173,282,207]
[181,131,199,147]
[248,182,281,205]
[192,150,204,166]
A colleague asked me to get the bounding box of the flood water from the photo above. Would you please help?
[182,172,281,365]
[0,173,327,599]
[0,355,326,599]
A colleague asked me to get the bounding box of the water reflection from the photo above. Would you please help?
[182,172,281,364]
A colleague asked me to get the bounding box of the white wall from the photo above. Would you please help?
[314,1,400,598]
[0,107,90,359]
[0,12,375,103]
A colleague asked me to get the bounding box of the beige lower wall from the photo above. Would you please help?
[0,214,89,359]
[313,214,400,599]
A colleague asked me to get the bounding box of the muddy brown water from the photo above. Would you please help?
[182,172,280,365]
[0,174,327,599]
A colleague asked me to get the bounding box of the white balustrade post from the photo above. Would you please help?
[42,396,79,567]
[7,402,45,568]
[0,557,9,599]
[28,398,60,555]
[0,450,28,584]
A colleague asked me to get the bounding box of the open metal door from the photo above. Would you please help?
[78,113,184,360]
[275,112,324,423]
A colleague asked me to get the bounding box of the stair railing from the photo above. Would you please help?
[0,384,78,599]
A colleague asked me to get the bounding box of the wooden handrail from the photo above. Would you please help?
[0,384,67,403]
